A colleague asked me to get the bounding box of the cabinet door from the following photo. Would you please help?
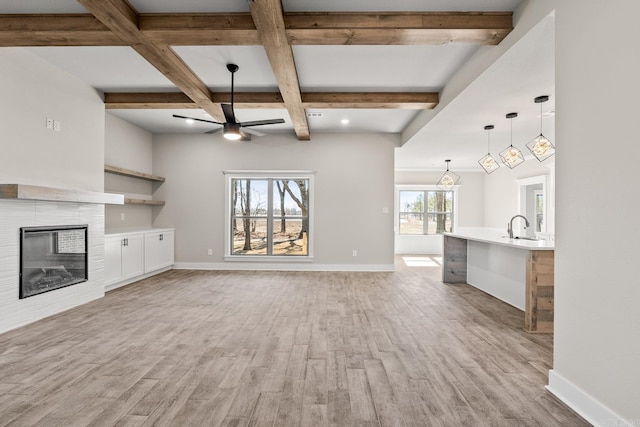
[144,231,174,273]
[122,234,144,280]
[104,236,123,285]
[160,231,175,268]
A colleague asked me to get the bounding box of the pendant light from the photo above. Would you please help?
[499,112,524,169]
[437,159,460,190]
[526,95,555,161]
[478,125,500,174]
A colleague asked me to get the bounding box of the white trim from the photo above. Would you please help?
[223,170,317,177]
[546,370,632,427]
[174,262,394,272]
[224,171,314,260]
[105,266,172,292]
[224,255,314,263]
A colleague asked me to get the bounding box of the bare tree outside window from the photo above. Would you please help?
[231,177,310,256]
[399,190,453,235]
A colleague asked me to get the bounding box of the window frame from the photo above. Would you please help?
[396,185,458,236]
[224,170,315,262]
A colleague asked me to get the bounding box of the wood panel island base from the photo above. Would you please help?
[443,231,555,333]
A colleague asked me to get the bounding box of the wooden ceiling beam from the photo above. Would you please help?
[140,13,260,45]
[0,11,512,46]
[75,0,225,122]
[249,0,310,141]
[302,92,439,109]
[104,91,438,110]
[285,12,512,45]
[0,14,124,46]
[105,92,286,109]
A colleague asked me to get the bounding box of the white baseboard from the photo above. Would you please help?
[173,262,395,272]
[105,266,172,292]
[547,370,631,427]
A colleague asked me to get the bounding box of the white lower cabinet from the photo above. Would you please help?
[144,230,175,273]
[104,228,174,290]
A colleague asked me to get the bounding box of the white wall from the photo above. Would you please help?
[0,48,106,333]
[0,48,104,191]
[394,170,485,254]
[152,133,397,270]
[104,113,154,231]
[548,2,640,425]
[483,160,554,234]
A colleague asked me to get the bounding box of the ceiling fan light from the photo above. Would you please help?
[223,123,242,140]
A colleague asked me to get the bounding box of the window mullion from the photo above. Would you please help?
[267,178,273,256]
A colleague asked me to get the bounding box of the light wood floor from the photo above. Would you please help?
[0,256,588,426]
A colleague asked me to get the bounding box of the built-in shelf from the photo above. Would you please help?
[104,164,165,182]
[125,198,165,206]
[104,164,165,206]
[0,184,124,205]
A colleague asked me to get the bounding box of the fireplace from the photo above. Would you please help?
[20,225,88,299]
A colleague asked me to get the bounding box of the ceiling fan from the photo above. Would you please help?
[173,63,285,141]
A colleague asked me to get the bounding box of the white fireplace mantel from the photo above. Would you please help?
[0,184,123,205]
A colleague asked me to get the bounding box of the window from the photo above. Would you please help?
[399,190,454,235]
[226,172,313,259]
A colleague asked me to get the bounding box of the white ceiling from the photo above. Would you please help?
[0,0,556,171]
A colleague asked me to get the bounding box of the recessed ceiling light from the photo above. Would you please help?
[341,118,350,125]
[185,118,194,124]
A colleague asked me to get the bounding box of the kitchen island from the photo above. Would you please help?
[443,229,554,333]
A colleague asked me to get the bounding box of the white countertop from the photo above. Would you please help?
[105,227,174,236]
[444,229,554,251]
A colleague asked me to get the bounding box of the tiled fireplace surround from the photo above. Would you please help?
[0,199,105,333]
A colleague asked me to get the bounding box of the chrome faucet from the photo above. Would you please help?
[508,215,530,238]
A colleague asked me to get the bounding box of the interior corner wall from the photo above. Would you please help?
[552,1,640,425]
[0,48,105,191]
[151,133,397,270]
[104,113,154,231]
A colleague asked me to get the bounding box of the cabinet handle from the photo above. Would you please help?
[160,234,163,241]
[123,238,128,246]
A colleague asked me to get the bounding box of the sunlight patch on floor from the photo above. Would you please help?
[402,256,441,267]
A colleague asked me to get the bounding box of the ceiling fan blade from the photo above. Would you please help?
[221,104,235,123]
[172,114,223,125]
[239,130,252,141]
[240,127,266,137]
[240,118,286,127]
[205,128,223,134]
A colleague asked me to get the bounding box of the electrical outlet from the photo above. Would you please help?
[53,120,60,132]
[46,117,53,129]
[120,213,125,221]
[352,250,357,257]
[207,249,213,256]
[382,207,389,214]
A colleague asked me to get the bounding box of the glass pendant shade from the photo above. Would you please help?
[527,96,555,161]
[526,134,555,161]
[499,145,525,168]
[478,124,500,174]
[479,153,500,174]
[437,160,459,190]
[500,112,524,169]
